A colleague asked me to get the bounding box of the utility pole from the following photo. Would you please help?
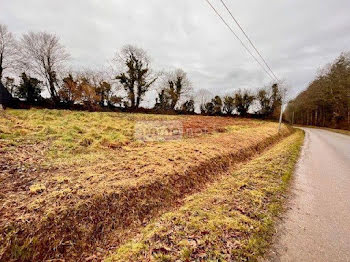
[278,103,283,133]
[347,93,350,128]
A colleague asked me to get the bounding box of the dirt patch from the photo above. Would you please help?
[181,115,263,137]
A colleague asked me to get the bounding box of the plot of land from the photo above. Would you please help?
[0,109,293,261]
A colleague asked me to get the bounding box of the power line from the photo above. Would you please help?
[204,0,276,81]
[219,0,279,82]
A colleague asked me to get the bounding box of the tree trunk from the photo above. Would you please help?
[312,111,314,126]
[136,85,142,109]
[128,84,135,109]
[47,72,60,105]
[136,95,140,109]
[310,112,313,126]
[0,67,3,83]
[0,53,3,82]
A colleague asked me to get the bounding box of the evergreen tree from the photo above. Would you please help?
[15,73,42,103]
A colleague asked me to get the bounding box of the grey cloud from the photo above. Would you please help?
[1,0,350,103]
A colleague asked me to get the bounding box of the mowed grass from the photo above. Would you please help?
[0,109,293,261]
[106,131,304,262]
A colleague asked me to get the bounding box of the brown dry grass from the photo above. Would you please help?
[0,109,291,261]
[107,131,304,262]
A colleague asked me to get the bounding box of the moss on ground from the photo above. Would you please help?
[106,131,304,262]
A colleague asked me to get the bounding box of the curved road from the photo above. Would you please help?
[269,128,350,262]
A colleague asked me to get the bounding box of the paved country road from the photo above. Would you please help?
[268,128,350,262]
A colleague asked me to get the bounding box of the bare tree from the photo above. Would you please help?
[18,32,70,104]
[223,95,235,115]
[0,24,17,82]
[157,68,192,110]
[195,88,212,113]
[4,77,15,95]
[114,45,157,109]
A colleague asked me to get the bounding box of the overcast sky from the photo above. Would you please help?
[1,0,350,103]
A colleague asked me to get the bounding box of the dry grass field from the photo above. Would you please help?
[0,109,297,261]
[107,131,304,261]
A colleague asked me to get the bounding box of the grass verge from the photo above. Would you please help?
[318,127,350,136]
[106,130,304,262]
[294,125,350,136]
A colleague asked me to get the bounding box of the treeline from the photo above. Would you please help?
[285,53,350,130]
[0,23,284,119]
[197,84,283,118]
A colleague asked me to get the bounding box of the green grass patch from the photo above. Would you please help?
[0,109,180,162]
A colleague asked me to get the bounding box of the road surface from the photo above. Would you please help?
[268,128,350,262]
